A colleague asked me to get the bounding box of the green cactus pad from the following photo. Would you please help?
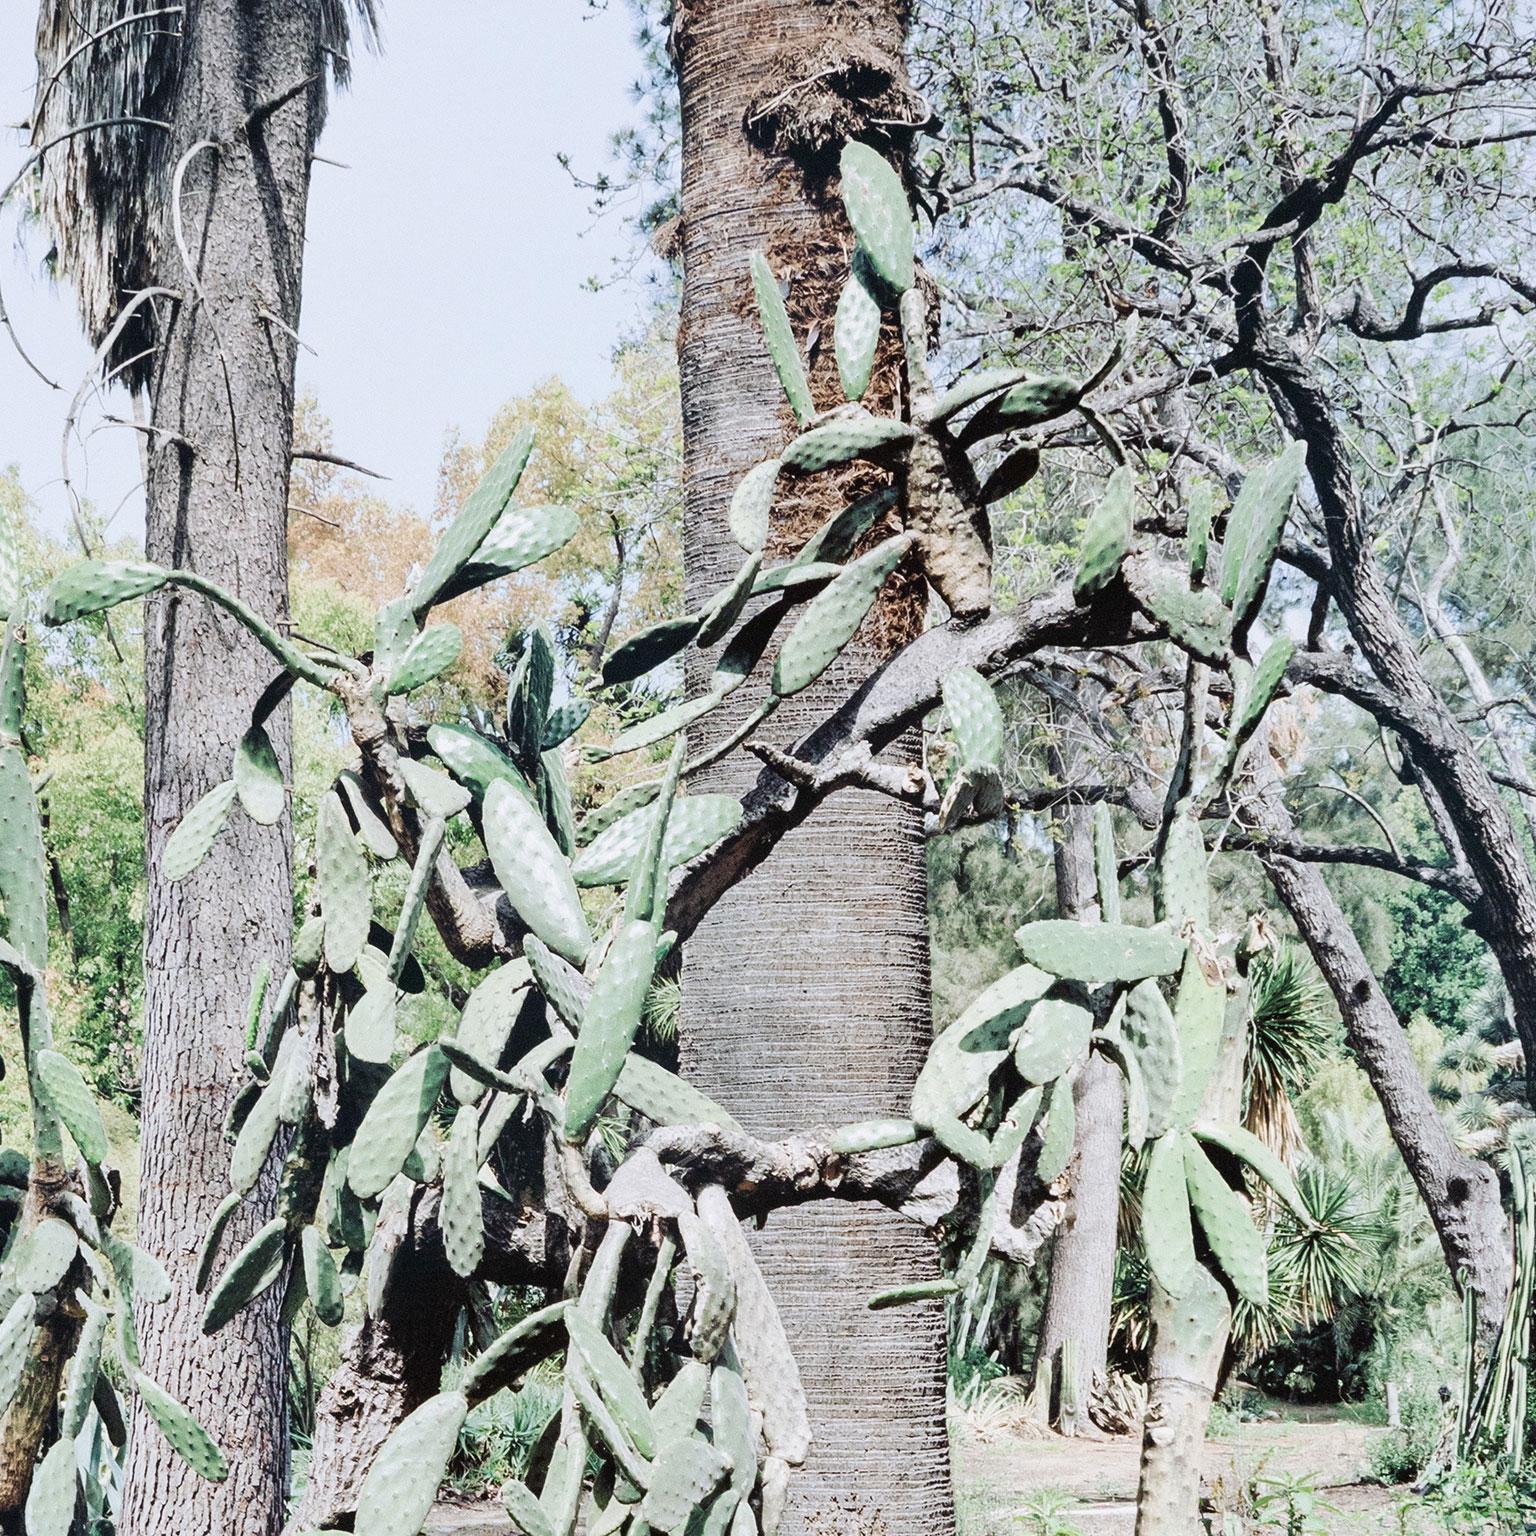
[566,1311,657,1460]
[523,934,590,1033]
[638,1438,733,1534]
[133,1370,229,1480]
[413,427,535,614]
[1123,980,1183,1139]
[564,919,658,1141]
[234,723,285,826]
[446,502,581,599]
[162,779,238,883]
[613,1053,742,1132]
[505,624,556,769]
[834,254,883,402]
[385,622,463,695]
[354,1390,468,1536]
[1157,812,1210,931]
[427,724,534,804]
[829,1118,921,1154]
[573,794,743,888]
[780,415,915,475]
[442,1105,485,1280]
[348,1045,450,1200]
[750,561,841,597]
[728,459,781,555]
[543,698,592,750]
[1012,996,1094,1084]
[12,1218,77,1295]
[1096,1036,1149,1149]
[0,1293,35,1415]
[482,779,591,966]
[229,1065,286,1193]
[772,534,911,697]
[1184,1136,1268,1306]
[1227,636,1293,751]
[868,1278,958,1310]
[501,1480,556,1536]
[1015,920,1185,984]
[42,559,169,624]
[343,984,397,1065]
[1141,1132,1199,1297]
[462,1300,568,1407]
[33,1048,110,1165]
[601,616,704,689]
[1169,951,1225,1129]
[1073,466,1135,601]
[301,1226,345,1326]
[839,141,914,293]
[61,1298,108,1438]
[943,667,1005,772]
[1220,440,1306,625]
[316,790,372,973]
[196,1191,243,1294]
[697,554,765,651]
[794,487,896,569]
[928,366,1037,425]
[677,1212,736,1365]
[449,961,531,1105]
[1186,482,1214,582]
[1036,1076,1078,1183]
[1136,569,1234,662]
[1092,804,1121,923]
[202,1217,287,1333]
[912,962,1054,1129]
[26,1434,78,1535]
[750,253,814,426]
[1193,1121,1307,1222]
[957,375,1083,447]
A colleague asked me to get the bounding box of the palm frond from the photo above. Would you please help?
[29,1,379,381]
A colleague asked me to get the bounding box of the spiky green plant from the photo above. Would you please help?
[1245,944,1336,1164]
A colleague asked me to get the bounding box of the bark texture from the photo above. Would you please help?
[1034,804,1122,1430]
[1247,758,1510,1333]
[674,3,954,1530]
[124,6,325,1531]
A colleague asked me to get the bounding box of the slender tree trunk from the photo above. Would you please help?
[1246,756,1510,1336]
[1034,803,1122,1433]
[123,7,326,1531]
[673,4,954,1530]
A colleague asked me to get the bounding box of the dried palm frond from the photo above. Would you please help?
[28,1,378,384]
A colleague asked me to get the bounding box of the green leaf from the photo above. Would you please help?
[482,779,591,966]
[840,141,914,292]
[33,1049,110,1164]
[750,252,814,425]
[413,428,535,613]
[772,533,911,697]
[834,253,883,401]
[133,1371,229,1480]
[162,780,238,883]
[42,559,169,625]
[233,724,285,826]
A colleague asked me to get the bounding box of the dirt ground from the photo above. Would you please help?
[425,1405,1429,1535]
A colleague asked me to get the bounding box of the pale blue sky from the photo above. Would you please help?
[1,2,651,542]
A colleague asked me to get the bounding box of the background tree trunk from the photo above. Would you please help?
[122,6,326,1531]
[1033,802,1122,1432]
[673,3,954,1530]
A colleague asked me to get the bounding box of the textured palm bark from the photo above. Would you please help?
[123,6,325,1532]
[1034,806,1122,1431]
[674,3,954,1530]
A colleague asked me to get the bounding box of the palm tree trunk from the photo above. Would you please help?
[122,7,326,1531]
[673,3,953,1529]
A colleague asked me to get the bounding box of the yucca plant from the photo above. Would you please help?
[1244,945,1335,1164]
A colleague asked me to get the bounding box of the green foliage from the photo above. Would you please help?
[1384,887,1490,1039]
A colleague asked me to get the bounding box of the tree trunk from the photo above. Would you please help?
[1246,757,1510,1336]
[1034,804,1122,1433]
[123,7,326,1532]
[673,4,954,1531]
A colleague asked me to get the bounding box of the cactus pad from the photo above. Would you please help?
[133,1370,229,1480]
[202,1217,287,1334]
[1184,1136,1268,1306]
[1012,996,1093,1084]
[1141,1132,1198,1298]
[1073,466,1135,600]
[639,1439,733,1533]
[482,779,591,966]
[33,1048,110,1165]
[353,1390,468,1536]
[750,253,814,426]
[316,790,372,973]
[442,1105,485,1279]
[385,622,463,695]
[42,559,169,624]
[162,779,238,883]
[834,255,883,402]
[348,1045,450,1200]
[1015,920,1185,983]
[780,415,915,475]
[728,459,781,554]
[839,141,914,293]
[564,918,658,1141]
[573,794,743,888]
[234,723,285,826]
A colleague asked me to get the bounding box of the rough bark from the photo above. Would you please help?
[1034,803,1123,1431]
[674,3,954,1530]
[1245,757,1510,1335]
[123,6,326,1532]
